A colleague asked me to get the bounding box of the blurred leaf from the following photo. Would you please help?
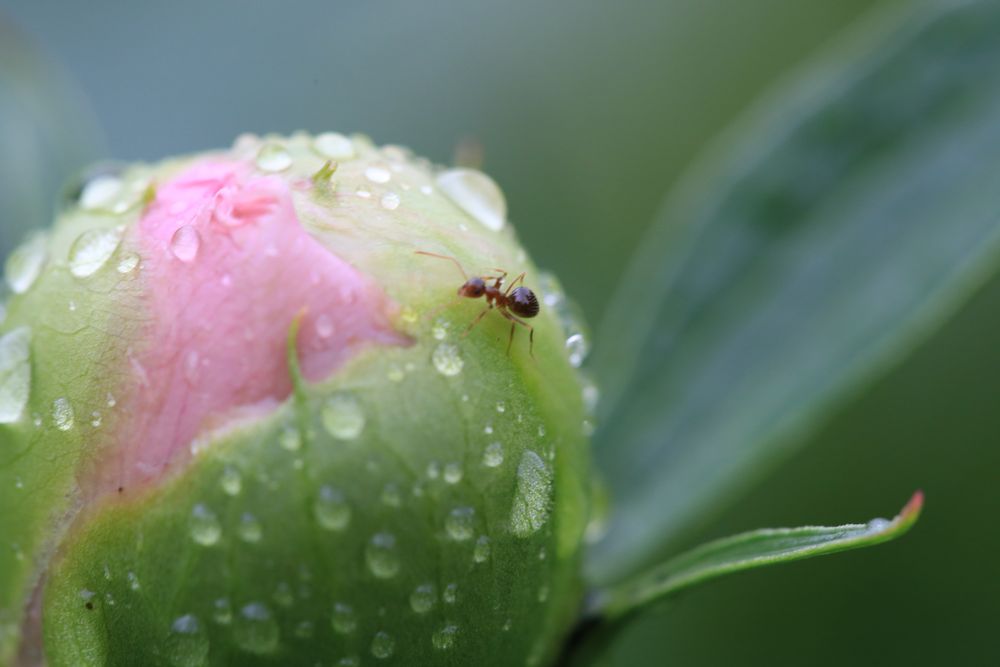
[590,491,921,621]
[0,19,103,256]
[586,0,1000,583]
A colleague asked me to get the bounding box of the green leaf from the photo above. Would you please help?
[589,491,922,621]
[588,0,1000,582]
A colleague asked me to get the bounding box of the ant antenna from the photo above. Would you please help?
[414,251,467,280]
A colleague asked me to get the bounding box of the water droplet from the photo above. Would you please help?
[436,168,507,231]
[338,656,361,667]
[117,252,140,274]
[502,618,512,632]
[127,571,141,591]
[90,411,102,428]
[380,192,400,210]
[331,602,357,634]
[212,598,232,625]
[68,227,124,278]
[279,427,302,452]
[106,392,117,408]
[13,476,23,490]
[426,461,441,480]
[234,603,279,655]
[565,332,589,368]
[381,483,402,508]
[313,133,355,160]
[432,343,463,376]
[220,466,242,496]
[238,513,263,543]
[483,424,494,435]
[387,365,405,382]
[355,186,372,199]
[432,624,458,650]
[314,485,351,531]
[443,462,463,484]
[410,584,436,614]
[446,507,475,541]
[581,375,600,414]
[432,318,450,340]
[5,234,47,294]
[256,144,293,172]
[272,582,293,607]
[170,226,201,263]
[0,327,32,424]
[292,620,314,639]
[322,393,365,440]
[473,535,491,563]
[867,517,891,533]
[315,314,334,339]
[510,450,552,537]
[51,397,75,431]
[443,583,458,605]
[482,442,504,468]
[365,532,400,579]
[167,614,209,667]
[189,503,222,546]
[537,584,550,603]
[369,630,395,660]
[365,165,392,184]
[496,401,506,413]
[79,175,123,211]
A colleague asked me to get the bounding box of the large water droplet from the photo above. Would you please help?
[189,503,222,546]
[322,393,365,440]
[565,332,589,368]
[68,227,124,278]
[365,532,400,579]
[220,466,242,496]
[443,462,463,484]
[432,624,458,650]
[314,485,351,531]
[410,584,436,614]
[446,507,475,541]
[312,133,355,160]
[365,165,391,184]
[79,175,124,211]
[482,442,504,468]
[432,343,463,376]
[0,327,32,424]
[510,450,553,537]
[238,513,263,543]
[5,235,48,294]
[256,144,293,172]
[170,226,201,263]
[331,602,357,634]
[234,603,279,655]
[51,397,75,431]
[371,631,395,659]
[167,614,209,667]
[436,168,507,231]
[473,535,491,563]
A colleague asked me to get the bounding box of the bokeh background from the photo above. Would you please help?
[2,0,997,664]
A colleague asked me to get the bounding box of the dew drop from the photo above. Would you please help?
[446,507,475,541]
[338,656,361,667]
[426,461,441,480]
[387,365,405,382]
[432,624,458,650]
[79,176,123,211]
[565,332,589,368]
[51,397,75,431]
[313,133,355,160]
[272,582,293,607]
[68,227,124,278]
[443,583,458,605]
[381,483,402,508]
[220,466,242,496]
[581,375,600,414]
[365,165,392,184]
[432,343,463,376]
[116,252,141,274]
[238,513,263,543]
[90,411,102,428]
[256,144,293,172]
[331,602,357,634]
[482,442,504,468]
[380,192,400,210]
[170,226,201,263]
[538,584,550,603]
[365,532,400,579]
[473,535,491,563]
[5,235,47,294]
[436,168,507,231]
[371,630,395,660]
[315,314,334,339]
[167,614,209,667]
[314,485,351,531]
[432,318,450,340]
[510,450,553,537]
[127,571,141,591]
[355,186,372,199]
[189,503,222,546]
[279,427,302,452]
[867,517,891,533]
[212,598,232,625]
[234,603,279,655]
[322,393,365,440]
[0,327,32,424]
[410,584,436,614]
[496,401,506,413]
[443,462,463,484]
[106,392,117,408]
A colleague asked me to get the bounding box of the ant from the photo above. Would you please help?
[415,251,540,356]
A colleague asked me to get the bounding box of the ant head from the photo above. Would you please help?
[458,277,486,298]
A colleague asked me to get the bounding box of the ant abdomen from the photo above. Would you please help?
[509,287,539,318]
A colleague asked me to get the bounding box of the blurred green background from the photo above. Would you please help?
[2,0,997,664]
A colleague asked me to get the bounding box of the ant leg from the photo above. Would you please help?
[463,306,492,337]
[500,310,535,358]
[506,321,517,355]
[504,272,526,296]
[414,250,468,279]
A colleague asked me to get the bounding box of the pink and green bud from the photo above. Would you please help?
[0,133,593,666]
